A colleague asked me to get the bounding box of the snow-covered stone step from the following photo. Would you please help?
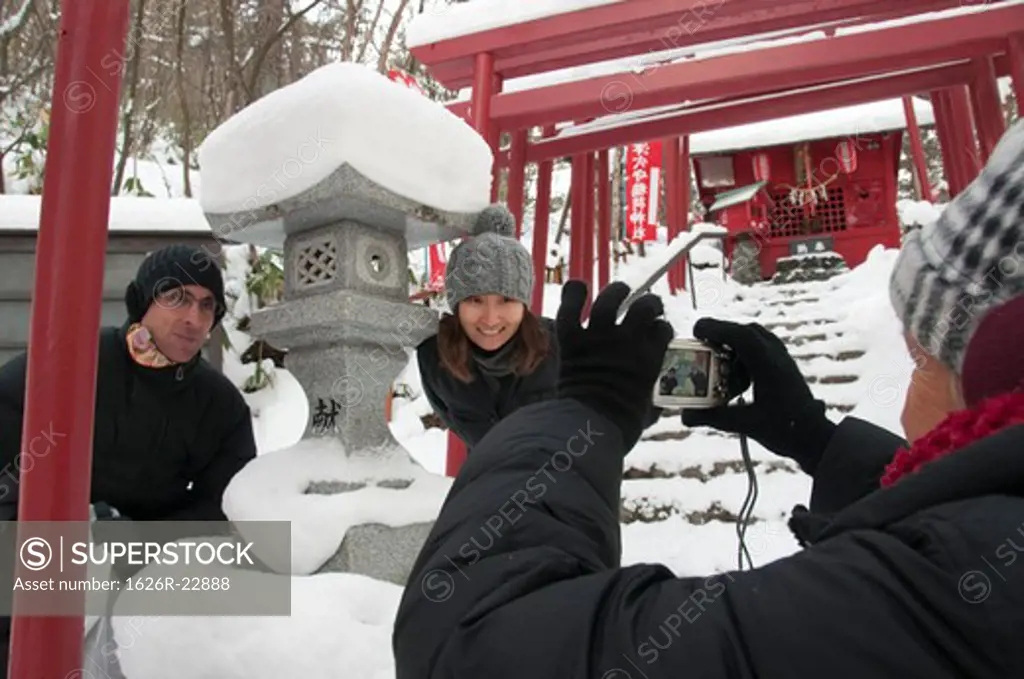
[629,431,780,470]
[765,295,820,307]
[620,466,810,525]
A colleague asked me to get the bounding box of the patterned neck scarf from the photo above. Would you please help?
[125,323,176,369]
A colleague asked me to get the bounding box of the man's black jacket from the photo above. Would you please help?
[0,324,256,522]
[416,317,559,451]
[393,398,1024,678]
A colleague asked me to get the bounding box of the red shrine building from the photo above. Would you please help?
[691,98,936,280]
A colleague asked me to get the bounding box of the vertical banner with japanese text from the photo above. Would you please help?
[626,142,663,242]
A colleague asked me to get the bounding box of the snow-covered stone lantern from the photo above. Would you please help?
[195,63,493,585]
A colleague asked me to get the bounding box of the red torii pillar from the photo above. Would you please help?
[447,51,503,477]
[931,87,981,199]
[902,96,933,202]
[507,128,530,238]
[596,150,611,292]
[968,56,1006,163]
[1008,33,1024,107]
[677,136,692,290]
[531,126,556,315]
[9,0,131,677]
[582,152,596,308]
[663,137,682,294]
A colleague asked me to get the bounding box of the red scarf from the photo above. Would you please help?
[880,390,1024,488]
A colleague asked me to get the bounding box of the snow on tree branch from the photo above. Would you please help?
[0,0,34,39]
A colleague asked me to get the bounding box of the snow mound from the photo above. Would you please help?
[196,62,493,216]
[222,437,452,574]
[113,572,402,679]
[897,198,945,229]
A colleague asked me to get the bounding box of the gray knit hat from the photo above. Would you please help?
[889,117,1024,375]
[445,204,535,310]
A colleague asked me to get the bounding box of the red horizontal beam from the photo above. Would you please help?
[488,4,1022,129]
[413,0,746,73]
[523,62,972,163]
[424,0,975,90]
[475,38,1015,132]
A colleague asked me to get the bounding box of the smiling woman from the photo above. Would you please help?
[416,204,559,454]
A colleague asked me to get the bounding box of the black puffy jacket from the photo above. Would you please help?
[393,398,1024,678]
[0,323,256,523]
[415,317,559,451]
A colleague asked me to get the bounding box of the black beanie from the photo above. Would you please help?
[125,244,227,327]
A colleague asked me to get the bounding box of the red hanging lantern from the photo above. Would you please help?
[752,152,771,182]
[836,139,858,174]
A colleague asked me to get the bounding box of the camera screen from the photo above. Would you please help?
[657,347,712,399]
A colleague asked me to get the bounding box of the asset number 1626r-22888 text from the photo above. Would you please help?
[125,576,231,591]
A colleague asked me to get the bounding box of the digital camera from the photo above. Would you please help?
[652,338,732,409]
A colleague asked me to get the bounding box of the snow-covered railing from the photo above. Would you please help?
[618,224,728,317]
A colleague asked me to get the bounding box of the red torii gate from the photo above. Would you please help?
[410,0,1024,476]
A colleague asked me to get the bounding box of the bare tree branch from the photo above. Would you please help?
[0,0,34,40]
[175,0,192,196]
[377,0,410,73]
[112,0,149,195]
[245,0,327,100]
[356,0,384,64]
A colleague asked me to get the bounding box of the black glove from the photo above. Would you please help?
[556,280,674,450]
[681,318,837,475]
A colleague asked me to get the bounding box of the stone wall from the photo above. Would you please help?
[0,232,225,369]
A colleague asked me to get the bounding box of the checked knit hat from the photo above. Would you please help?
[445,204,535,310]
[889,118,1024,403]
[125,244,227,327]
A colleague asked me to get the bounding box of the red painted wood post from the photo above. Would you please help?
[531,126,555,316]
[444,431,468,477]
[9,0,131,676]
[662,138,680,294]
[968,56,1006,163]
[949,85,982,187]
[447,52,498,478]
[489,73,505,204]
[597,149,611,292]
[569,154,585,281]
[677,135,692,291]
[902,96,933,202]
[507,128,530,238]
[472,52,498,203]
[930,90,963,198]
[1008,34,1024,108]
[582,152,595,316]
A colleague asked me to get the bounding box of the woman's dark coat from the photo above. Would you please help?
[393,397,1024,678]
[415,317,559,450]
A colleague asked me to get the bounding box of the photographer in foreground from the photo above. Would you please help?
[393,120,1024,678]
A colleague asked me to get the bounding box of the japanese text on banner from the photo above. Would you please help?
[625,141,663,242]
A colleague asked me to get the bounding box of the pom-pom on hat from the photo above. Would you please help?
[444,204,535,310]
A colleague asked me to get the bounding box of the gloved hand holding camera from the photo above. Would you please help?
[556,280,674,450]
[681,318,837,475]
